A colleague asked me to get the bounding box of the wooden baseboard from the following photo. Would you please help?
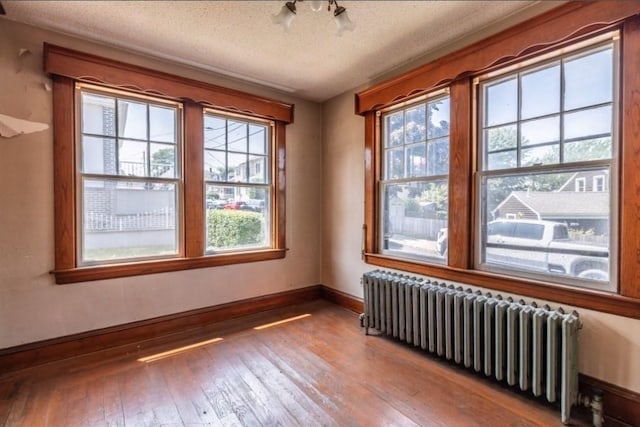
[2,282,638,427]
[580,374,640,426]
[0,285,322,375]
[320,285,364,313]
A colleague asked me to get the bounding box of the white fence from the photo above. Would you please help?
[85,207,175,232]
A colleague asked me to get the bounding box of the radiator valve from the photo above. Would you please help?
[578,390,603,427]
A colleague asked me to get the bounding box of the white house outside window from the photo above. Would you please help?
[476,35,618,291]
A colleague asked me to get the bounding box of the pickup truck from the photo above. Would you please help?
[437,219,609,281]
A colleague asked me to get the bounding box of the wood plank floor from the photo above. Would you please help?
[0,300,590,426]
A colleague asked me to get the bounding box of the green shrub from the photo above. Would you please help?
[207,210,263,248]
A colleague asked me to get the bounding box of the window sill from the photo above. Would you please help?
[53,249,287,284]
[364,253,640,319]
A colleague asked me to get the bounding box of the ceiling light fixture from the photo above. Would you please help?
[272,0,355,35]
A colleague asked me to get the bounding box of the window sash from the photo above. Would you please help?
[474,37,619,291]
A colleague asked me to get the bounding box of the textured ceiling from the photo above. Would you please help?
[1,1,552,102]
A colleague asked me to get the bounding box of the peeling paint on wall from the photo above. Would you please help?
[0,113,48,138]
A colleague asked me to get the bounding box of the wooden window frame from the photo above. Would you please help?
[46,44,293,284]
[356,2,640,319]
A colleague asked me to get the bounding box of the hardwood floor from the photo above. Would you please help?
[0,301,589,426]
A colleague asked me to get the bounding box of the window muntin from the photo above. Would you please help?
[204,111,272,253]
[380,94,450,262]
[78,86,181,265]
[476,39,617,290]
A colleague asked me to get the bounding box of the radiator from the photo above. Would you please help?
[362,270,581,424]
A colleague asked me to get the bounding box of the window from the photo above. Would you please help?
[477,38,617,290]
[47,44,292,284]
[593,175,605,192]
[357,3,640,317]
[380,93,450,262]
[204,112,272,252]
[78,86,181,264]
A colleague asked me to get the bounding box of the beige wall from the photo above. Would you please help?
[0,20,322,348]
[320,66,640,396]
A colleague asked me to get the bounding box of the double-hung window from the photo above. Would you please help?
[357,3,640,316]
[46,43,292,284]
[380,93,450,262]
[78,86,181,264]
[204,112,272,252]
[476,35,618,290]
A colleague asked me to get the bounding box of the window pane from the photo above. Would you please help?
[149,105,176,143]
[485,78,517,126]
[204,116,226,149]
[118,140,148,176]
[564,106,612,141]
[381,180,448,262]
[427,138,449,176]
[564,47,613,110]
[117,99,147,140]
[564,138,611,163]
[481,170,610,284]
[249,155,267,183]
[385,111,404,147]
[205,184,270,252]
[521,144,559,167]
[521,116,559,146]
[405,104,426,144]
[81,93,115,136]
[249,124,267,154]
[487,151,517,170]
[82,136,116,174]
[228,152,248,182]
[81,178,178,262]
[406,144,426,177]
[204,150,225,181]
[228,120,248,152]
[521,64,560,119]
[428,97,450,139]
[150,143,176,178]
[486,125,517,152]
[385,148,404,179]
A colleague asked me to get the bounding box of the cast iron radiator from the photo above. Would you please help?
[362,270,581,424]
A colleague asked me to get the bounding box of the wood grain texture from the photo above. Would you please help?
[44,44,294,123]
[355,2,640,114]
[447,79,472,269]
[620,15,640,299]
[363,111,377,254]
[52,76,76,271]
[0,301,598,426]
[275,121,286,250]
[53,249,287,284]
[0,285,321,375]
[184,101,205,257]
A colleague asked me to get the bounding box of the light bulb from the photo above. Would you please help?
[309,1,323,12]
[334,7,355,36]
[272,2,297,32]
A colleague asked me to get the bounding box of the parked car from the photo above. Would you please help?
[224,201,253,211]
[437,219,609,280]
[206,199,226,209]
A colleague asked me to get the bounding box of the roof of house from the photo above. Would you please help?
[493,191,609,218]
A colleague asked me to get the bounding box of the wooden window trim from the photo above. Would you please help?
[357,2,640,319]
[47,45,293,284]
